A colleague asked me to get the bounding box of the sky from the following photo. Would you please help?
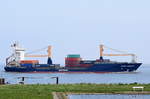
[0,0,150,65]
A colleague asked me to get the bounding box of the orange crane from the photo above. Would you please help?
[99,44,137,63]
[24,46,52,58]
[24,45,52,64]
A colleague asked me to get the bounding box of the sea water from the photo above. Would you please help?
[68,94,150,99]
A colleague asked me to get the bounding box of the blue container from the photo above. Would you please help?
[20,63,33,67]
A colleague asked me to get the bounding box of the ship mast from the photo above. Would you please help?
[100,44,104,60]
[47,46,52,64]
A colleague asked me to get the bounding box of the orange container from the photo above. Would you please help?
[20,60,39,64]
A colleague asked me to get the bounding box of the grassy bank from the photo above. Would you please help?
[0,83,150,99]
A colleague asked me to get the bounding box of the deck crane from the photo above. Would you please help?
[99,44,137,63]
[24,46,52,64]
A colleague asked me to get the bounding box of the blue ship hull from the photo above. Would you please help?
[4,63,142,73]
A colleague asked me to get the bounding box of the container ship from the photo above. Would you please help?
[4,43,142,73]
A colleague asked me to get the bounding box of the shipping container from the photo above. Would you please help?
[65,58,81,61]
[65,61,80,64]
[20,60,39,64]
[20,63,33,67]
[67,54,80,58]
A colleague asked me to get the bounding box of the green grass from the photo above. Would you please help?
[0,83,150,99]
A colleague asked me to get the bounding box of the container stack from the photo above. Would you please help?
[20,60,39,64]
[20,60,39,67]
[65,54,81,67]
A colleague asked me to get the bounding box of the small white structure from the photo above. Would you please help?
[6,42,26,66]
[132,86,144,91]
[11,42,25,61]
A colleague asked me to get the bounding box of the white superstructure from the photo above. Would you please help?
[11,42,25,61]
[6,42,25,66]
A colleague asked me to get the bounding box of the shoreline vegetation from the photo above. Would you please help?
[0,83,150,99]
